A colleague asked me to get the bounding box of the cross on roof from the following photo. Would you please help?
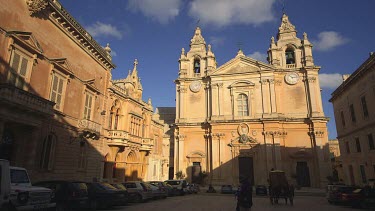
[133,59,138,69]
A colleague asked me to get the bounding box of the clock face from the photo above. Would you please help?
[189,81,202,92]
[285,72,299,85]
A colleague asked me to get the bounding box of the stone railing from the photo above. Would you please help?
[106,130,129,139]
[140,138,153,151]
[78,119,101,133]
[286,64,296,69]
[0,84,54,115]
[142,138,153,146]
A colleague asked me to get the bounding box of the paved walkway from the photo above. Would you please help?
[110,193,355,211]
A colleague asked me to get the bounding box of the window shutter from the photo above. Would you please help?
[19,57,28,77]
[10,53,21,71]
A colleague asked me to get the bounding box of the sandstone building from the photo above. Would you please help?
[0,0,166,183]
[330,53,375,186]
[173,14,331,187]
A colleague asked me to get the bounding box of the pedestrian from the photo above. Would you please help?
[236,176,253,211]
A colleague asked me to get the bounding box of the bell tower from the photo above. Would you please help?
[176,27,216,122]
[267,13,315,69]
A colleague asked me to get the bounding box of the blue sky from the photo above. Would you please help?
[59,0,375,140]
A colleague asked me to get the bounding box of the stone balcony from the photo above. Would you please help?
[0,83,54,116]
[78,119,101,134]
[140,138,153,151]
[106,130,129,139]
[286,64,296,69]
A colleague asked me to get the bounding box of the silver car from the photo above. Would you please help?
[123,181,153,203]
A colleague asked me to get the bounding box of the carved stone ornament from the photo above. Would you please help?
[279,14,296,33]
[26,0,49,15]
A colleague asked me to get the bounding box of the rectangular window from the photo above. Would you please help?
[360,165,367,183]
[361,96,369,118]
[369,134,375,150]
[8,51,30,89]
[355,138,361,152]
[49,72,65,110]
[350,104,356,123]
[345,141,350,154]
[340,111,346,127]
[83,92,93,120]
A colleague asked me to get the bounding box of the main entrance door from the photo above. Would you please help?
[192,162,201,184]
[238,157,254,185]
[296,161,311,187]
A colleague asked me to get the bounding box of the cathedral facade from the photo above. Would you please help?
[174,14,331,188]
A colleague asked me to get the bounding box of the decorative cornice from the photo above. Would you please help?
[308,130,324,138]
[38,0,116,70]
[304,76,316,83]
[26,0,49,15]
[263,130,287,137]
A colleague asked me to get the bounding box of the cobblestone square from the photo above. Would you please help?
[109,194,359,211]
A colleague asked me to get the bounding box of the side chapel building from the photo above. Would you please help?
[0,0,167,183]
[173,14,331,187]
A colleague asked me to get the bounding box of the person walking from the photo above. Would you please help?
[236,176,253,211]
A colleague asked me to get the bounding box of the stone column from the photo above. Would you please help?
[308,130,321,187]
[176,85,180,119]
[177,134,186,175]
[269,79,277,114]
[211,84,218,117]
[306,76,318,116]
[212,133,225,179]
[218,83,223,116]
[205,83,210,120]
[260,79,270,115]
[174,130,179,174]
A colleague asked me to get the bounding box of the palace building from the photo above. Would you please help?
[173,14,331,187]
[0,0,167,183]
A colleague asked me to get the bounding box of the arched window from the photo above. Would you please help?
[114,108,120,130]
[285,47,295,64]
[237,94,249,116]
[194,59,200,74]
[40,133,56,170]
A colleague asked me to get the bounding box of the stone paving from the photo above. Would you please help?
[109,193,360,211]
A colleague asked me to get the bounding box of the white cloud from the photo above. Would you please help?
[127,0,181,24]
[313,31,349,51]
[248,52,268,63]
[319,73,343,89]
[86,22,123,39]
[209,36,225,46]
[188,0,275,27]
[111,50,117,57]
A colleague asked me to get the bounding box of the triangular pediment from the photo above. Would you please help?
[49,58,74,76]
[8,31,43,54]
[211,55,275,76]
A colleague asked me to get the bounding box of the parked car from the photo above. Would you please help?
[148,181,175,196]
[326,185,357,204]
[33,180,88,210]
[165,180,188,196]
[337,187,375,208]
[0,160,55,211]
[255,185,268,196]
[221,185,234,194]
[109,183,130,206]
[146,182,167,199]
[123,181,153,203]
[86,182,127,209]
